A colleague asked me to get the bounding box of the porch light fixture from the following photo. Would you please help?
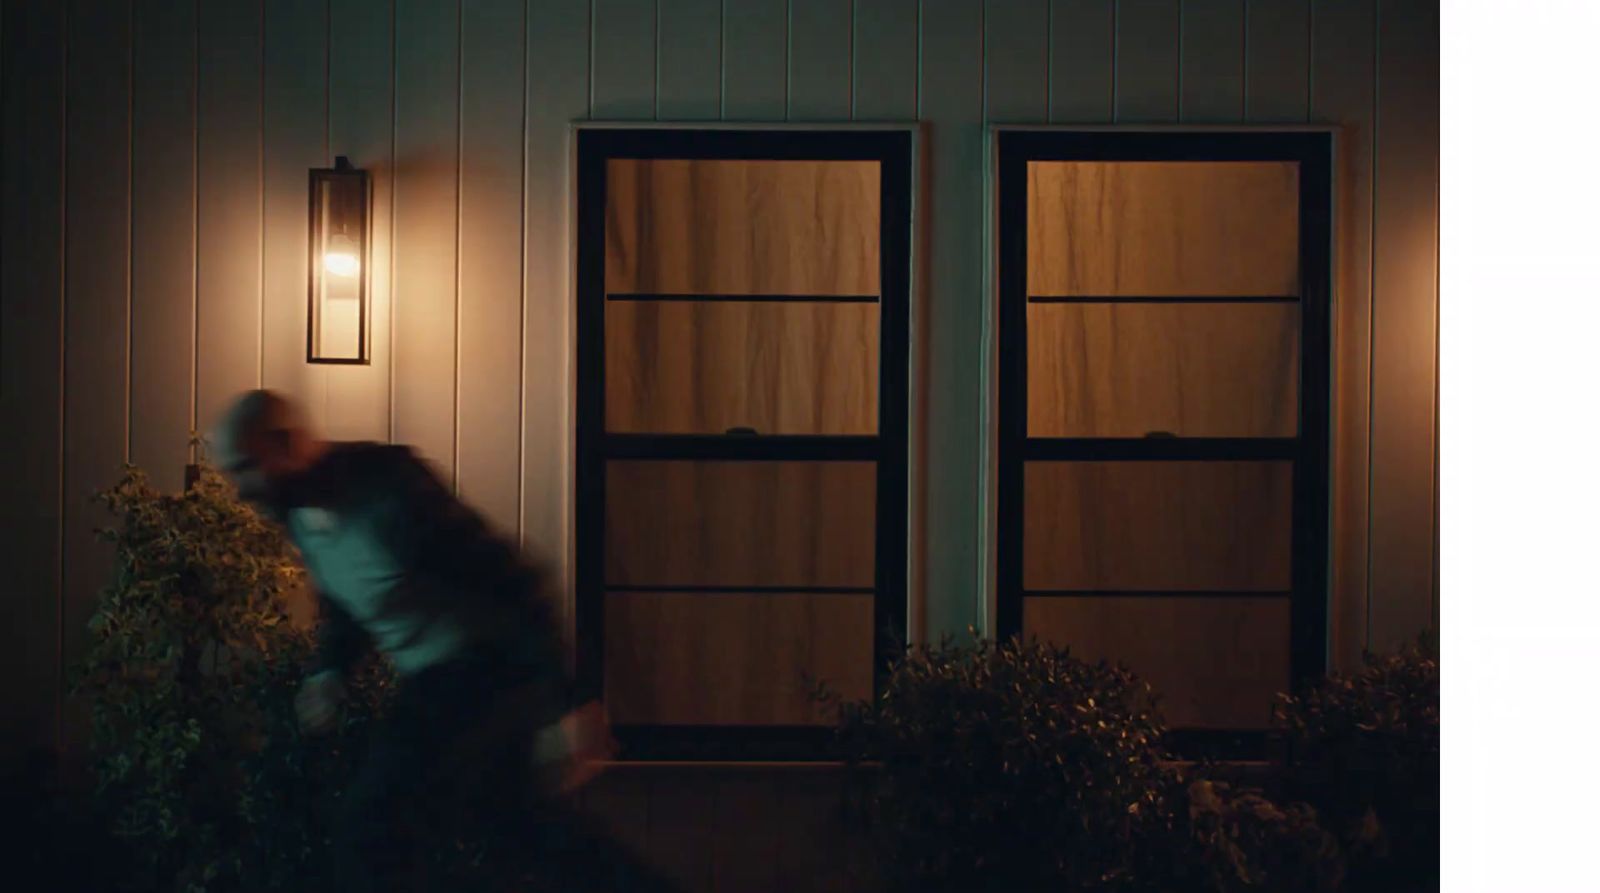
[307,156,371,364]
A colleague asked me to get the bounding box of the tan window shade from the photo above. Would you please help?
[1026,301,1299,437]
[1023,595,1290,729]
[606,158,880,296]
[1023,460,1293,591]
[605,460,877,588]
[1027,160,1299,297]
[604,592,874,726]
[606,299,879,435]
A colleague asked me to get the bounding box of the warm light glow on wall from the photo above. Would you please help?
[307,156,370,364]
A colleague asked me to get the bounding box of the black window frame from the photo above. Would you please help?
[993,130,1333,761]
[574,127,914,761]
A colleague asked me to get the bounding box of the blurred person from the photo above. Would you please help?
[213,389,678,893]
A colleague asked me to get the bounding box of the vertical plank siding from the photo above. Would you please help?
[721,0,786,121]
[1243,0,1310,123]
[4,4,1436,874]
[60,0,133,765]
[391,0,460,478]
[128,0,198,492]
[1,0,66,764]
[921,0,986,634]
[1367,0,1438,651]
[523,0,590,588]
[852,0,918,122]
[1115,0,1181,123]
[195,0,263,445]
[261,0,327,431]
[327,0,397,444]
[458,0,527,537]
[1179,0,1243,123]
[789,0,851,122]
[1311,0,1376,671]
[657,0,722,121]
[1050,0,1115,123]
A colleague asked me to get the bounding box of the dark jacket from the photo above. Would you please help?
[287,442,576,707]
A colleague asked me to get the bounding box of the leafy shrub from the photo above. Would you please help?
[816,633,1362,892]
[1273,634,1440,891]
[815,633,1172,891]
[1151,776,1344,893]
[68,463,397,893]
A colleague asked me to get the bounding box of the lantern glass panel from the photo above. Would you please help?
[308,165,369,363]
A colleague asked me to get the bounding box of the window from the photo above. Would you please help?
[575,129,912,760]
[994,131,1332,758]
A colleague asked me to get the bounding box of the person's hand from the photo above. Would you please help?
[557,700,617,792]
[294,671,345,735]
[564,700,618,760]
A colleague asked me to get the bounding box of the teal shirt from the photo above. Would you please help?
[285,442,576,713]
[289,503,468,676]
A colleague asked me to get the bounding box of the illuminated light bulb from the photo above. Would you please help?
[324,251,360,277]
[324,233,360,278]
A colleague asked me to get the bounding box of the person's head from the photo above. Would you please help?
[212,389,326,508]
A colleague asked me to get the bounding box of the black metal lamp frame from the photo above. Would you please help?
[306,155,372,365]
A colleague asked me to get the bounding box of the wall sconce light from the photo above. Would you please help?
[307,156,371,364]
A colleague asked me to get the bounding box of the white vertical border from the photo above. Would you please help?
[1442,1,1600,885]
